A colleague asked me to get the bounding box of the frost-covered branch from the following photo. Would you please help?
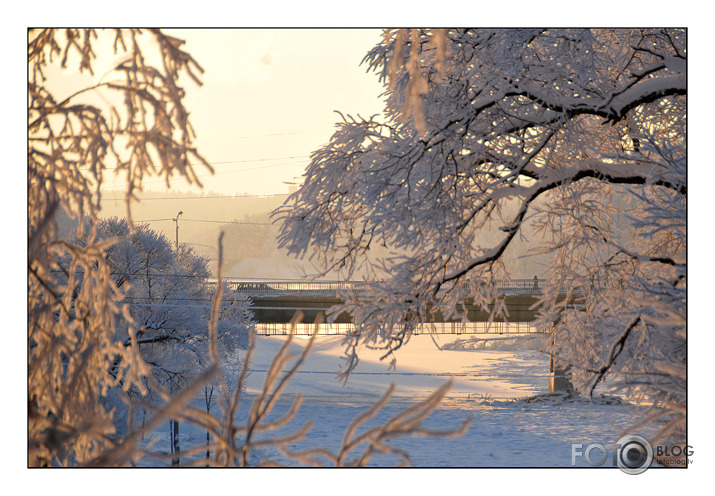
[277,28,686,446]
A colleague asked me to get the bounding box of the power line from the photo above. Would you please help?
[136,158,309,187]
[195,129,332,143]
[121,301,251,310]
[183,218,273,225]
[101,193,289,201]
[195,155,309,167]
[51,270,212,278]
[50,270,336,284]
[133,218,272,225]
[84,154,309,172]
[124,296,248,303]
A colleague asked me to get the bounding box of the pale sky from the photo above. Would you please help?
[106,29,388,196]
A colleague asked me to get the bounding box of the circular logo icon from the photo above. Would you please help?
[616,434,653,474]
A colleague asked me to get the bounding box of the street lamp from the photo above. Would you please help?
[174,211,183,249]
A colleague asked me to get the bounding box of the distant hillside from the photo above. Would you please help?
[99,190,283,235]
[94,189,551,280]
[88,185,636,282]
[97,190,293,275]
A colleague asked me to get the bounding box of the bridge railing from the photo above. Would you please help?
[221,279,549,296]
[254,321,550,336]
[222,280,361,296]
[494,279,545,294]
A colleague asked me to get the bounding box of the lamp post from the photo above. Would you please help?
[174,211,183,249]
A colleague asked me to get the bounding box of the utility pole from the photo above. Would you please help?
[174,211,183,249]
[171,209,184,465]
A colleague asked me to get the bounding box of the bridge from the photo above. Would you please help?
[218,279,558,335]
[222,279,574,392]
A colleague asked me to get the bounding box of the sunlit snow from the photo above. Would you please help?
[140,333,646,467]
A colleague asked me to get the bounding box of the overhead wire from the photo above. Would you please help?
[100,194,289,201]
[49,269,306,280]
[94,154,309,172]
[132,157,310,187]
[49,269,335,284]
[194,129,332,143]
[132,218,273,225]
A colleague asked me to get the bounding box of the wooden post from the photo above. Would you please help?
[549,354,573,392]
[549,334,573,392]
[170,418,180,466]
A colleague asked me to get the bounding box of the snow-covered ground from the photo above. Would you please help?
[140,332,648,468]
[239,333,645,467]
[243,332,551,402]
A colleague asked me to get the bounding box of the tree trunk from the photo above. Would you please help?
[170,418,180,466]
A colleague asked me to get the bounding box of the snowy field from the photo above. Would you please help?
[140,332,649,468]
[244,332,552,403]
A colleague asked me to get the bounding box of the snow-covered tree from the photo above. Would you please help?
[58,218,252,463]
[277,29,686,444]
[65,218,250,388]
[60,217,252,461]
[28,28,213,466]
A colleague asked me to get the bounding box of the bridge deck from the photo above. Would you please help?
[211,279,565,332]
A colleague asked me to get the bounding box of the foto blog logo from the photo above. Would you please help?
[572,434,653,474]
